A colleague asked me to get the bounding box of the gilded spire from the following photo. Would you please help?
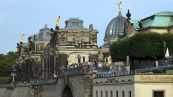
[118,0,122,13]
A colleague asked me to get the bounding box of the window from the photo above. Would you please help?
[105,91,108,97]
[116,91,118,97]
[82,56,85,62]
[100,91,103,97]
[96,91,98,97]
[128,79,131,82]
[129,91,131,97]
[77,55,81,63]
[153,91,164,97]
[122,91,125,97]
[110,91,113,97]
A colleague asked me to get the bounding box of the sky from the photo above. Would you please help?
[0,0,173,54]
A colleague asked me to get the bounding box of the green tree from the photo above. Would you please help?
[0,51,16,77]
[110,32,173,62]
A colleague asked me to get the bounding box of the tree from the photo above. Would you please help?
[0,51,16,77]
[110,32,173,62]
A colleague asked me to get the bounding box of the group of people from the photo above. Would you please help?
[59,60,128,74]
[59,60,99,75]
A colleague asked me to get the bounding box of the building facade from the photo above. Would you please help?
[42,18,99,79]
[125,11,173,35]
[15,25,52,81]
[93,75,173,97]
[15,18,99,80]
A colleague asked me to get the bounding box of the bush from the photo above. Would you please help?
[0,77,11,84]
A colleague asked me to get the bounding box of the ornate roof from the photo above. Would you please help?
[104,13,126,40]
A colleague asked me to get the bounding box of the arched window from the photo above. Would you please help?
[105,91,108,97]
[122,91,125,97]
[82,56,85,63]
[100,91,103,97]
[110,91,113,97]
[129,91,131,97]
[96,91,98,97]
[116,91,118,97]
[77,55,81,63]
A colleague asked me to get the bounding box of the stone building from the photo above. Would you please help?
[15,25,52,81]
[93,75,173,97]
[15,18,99,80]
[43,18,99,79]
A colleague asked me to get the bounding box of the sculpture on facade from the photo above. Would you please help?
[50,16,61,47]
[16,43,21,57]
[50,28,58,47]
[28,36,35,52]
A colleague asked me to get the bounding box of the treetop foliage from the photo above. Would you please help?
[110,32,173,62]
[0,51,16,77]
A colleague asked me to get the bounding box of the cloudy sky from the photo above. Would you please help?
[0,0,173,54]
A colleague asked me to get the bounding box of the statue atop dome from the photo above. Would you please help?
[118,0,122,13]
[103,0,126,47]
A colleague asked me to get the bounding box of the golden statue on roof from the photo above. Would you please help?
[56,16,61,27]
[20,33,25,43]
[118,0,122,13]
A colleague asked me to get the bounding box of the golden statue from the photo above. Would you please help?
[20,33,25,43]
[56,16,60,27]
[118,0,122,13]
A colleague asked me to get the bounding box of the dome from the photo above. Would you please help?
[36,25,51,41]
[104,13,126,41]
